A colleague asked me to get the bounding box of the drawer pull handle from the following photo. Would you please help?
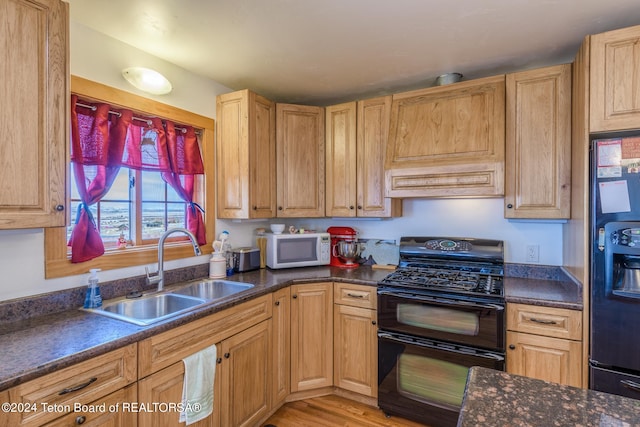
[58,377,97,395]
[621,380,640,393]
[529,318,557,325]
[346,293,364,298]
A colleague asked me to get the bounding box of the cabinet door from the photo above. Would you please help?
[290,282,333,391]
[276,103,325,217]
[591,25,640,132]
[0,0,68,228]
[506,331,582,387]
[216,90,276,219]
[138,355,218,427]
[44,385,137,427]
[325,102,357,217]
[219,320,272,427]
[357,96,401,218]
[333,304,377,397]
[272,287,291,408]
[505,64,572,219]
[385,75,505,198]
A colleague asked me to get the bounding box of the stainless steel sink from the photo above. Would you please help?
[86,293,207,326]
[171,279,254,301]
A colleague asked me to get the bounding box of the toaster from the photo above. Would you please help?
[232,247,261,272]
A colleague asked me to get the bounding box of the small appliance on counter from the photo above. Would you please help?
[265,231,331,269]
[232,247,260,273]
[327,226,363,268]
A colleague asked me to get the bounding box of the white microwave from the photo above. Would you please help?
[266,232,331,269]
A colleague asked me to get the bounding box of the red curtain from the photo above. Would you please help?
[159,120,206,245]
[68,95,132,263]
[69,96,206,262]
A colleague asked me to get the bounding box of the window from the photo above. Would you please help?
[67,168,189,248]
[44,76,215,279]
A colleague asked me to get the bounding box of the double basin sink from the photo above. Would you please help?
[84,279,254,326]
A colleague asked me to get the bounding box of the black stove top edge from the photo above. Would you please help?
[377,284,505,303]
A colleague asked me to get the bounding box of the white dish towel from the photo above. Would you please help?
[179,344,217,425]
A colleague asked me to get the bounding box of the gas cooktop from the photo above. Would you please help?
[379,236,505,299]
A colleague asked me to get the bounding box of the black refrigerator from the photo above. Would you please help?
[590,135,640,399]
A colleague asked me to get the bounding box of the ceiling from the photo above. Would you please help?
[68,0,640,106]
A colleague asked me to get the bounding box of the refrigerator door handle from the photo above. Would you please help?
[620,379,640,393]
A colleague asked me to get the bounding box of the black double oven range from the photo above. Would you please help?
[377,237,506,427]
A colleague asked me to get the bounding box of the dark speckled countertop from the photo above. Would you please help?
[458,367,640,426]
[0,263,582,392]
[0,266,389,391]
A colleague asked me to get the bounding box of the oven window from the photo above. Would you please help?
[397,304,479,336]
[397,353,467,410]
[277,238,317,262]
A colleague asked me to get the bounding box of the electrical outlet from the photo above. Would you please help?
[526,245,540,263]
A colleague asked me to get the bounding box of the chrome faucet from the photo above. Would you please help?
[146,228,202,292]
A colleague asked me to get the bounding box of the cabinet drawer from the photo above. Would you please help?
[7,343,137,427]
[507,303,582,340]
[334,283,376,309]
[138,294,272,377]
[43,384,137,427]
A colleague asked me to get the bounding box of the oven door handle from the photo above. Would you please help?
[378,332,505,361]
[378,290,504,311]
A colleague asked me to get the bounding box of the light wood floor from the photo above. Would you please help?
[262,395,429,427]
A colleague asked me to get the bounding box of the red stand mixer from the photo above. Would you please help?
[327,226,362,268]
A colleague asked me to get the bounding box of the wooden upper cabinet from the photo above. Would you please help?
[505,64,572,219]
[357,97,402,217]
[325,102,357,217]
[0,0,68,229]
[591,25,640,132]
[385,75,505,198]
[325,98,402,218]
[216,90,276,219]
[276,103,325,217]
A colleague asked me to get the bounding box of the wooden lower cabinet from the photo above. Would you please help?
[290,282,334,392]
[138,354,218,427]
[219,320,272,427]
[271,287,291,408]
[506,303,583,387]
[139,320,272,427]
[333,303,377,397]
[506,331,582,387]
[44,385,137,427]
[6,343,137,427]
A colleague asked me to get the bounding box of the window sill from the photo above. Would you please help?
[45,234,212,279]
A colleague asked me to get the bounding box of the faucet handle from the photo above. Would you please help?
[145,266,161,285]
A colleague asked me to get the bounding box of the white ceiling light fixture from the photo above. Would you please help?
[122,67,173,95]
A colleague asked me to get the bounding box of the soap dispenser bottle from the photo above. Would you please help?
[83,268,102,309]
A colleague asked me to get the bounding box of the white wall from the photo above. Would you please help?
[218,198,563,266]
[0,22,564,302]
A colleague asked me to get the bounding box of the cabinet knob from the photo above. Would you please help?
[216,357,222,364]
[507,204,513,209]
[253,206,257,210]
[75,416,86,425]
[278,206,283,211]
[349,205,354,210]
[55,204,65,211]
[292,294,297,299]
[357,205,362,210]
[372,320,377,325]
[509,344,516,350]
[224,353,230,359]
[275,301,280,306]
